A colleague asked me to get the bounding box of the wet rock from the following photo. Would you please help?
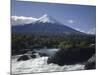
[17,55,30,61]
[85,54,96,70]
[39,53,48,57]
[30,55,36,58]
[47,47,95,66]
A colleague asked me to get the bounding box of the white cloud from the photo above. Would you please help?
[87,28,96,34]
[11,14,57,25]
[67,19,74,24]
[75,28,86,33]
[11,16,37,25]
[75,27,96,34]
[75,28,81,31]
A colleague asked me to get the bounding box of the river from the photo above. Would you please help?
[11,48,85,74]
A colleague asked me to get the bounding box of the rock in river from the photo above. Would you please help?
[47,47,95,66]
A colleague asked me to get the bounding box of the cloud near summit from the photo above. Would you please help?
[11,16,37,25]
[11,14,57,25]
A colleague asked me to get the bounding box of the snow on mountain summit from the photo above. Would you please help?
[12,14,86,36]
[11,14,59,25]
[38,14,58,23]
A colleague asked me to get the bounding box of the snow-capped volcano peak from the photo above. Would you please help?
[11,14,60,25]
[38,14,58,23]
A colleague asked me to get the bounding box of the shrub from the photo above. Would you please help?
[58,41,75,49]
[78,41,89,48]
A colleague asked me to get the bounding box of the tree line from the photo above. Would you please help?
[11,33,95,55]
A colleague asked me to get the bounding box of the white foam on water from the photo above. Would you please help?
[34,48,59,56]
[11,56,85,74]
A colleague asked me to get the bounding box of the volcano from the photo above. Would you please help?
[12,14,86,36]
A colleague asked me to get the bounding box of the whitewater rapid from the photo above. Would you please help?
[12,56,85,74]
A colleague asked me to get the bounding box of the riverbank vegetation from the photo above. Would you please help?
[11,33,95,55]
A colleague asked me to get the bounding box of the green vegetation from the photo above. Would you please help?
[11,33,95,55]
[58,41,74,49]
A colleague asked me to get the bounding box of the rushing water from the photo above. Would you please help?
[11,48,85,74]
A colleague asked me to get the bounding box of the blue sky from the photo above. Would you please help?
[11,0,96,34]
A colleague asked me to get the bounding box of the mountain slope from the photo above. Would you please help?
[12,14,86,36]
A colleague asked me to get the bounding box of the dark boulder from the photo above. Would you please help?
[32,50,36,54]
[39,53,48,57]
[85,54,96,70]
[30,55,36,58]
[17,55,30,61]
[47,47,95,66]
